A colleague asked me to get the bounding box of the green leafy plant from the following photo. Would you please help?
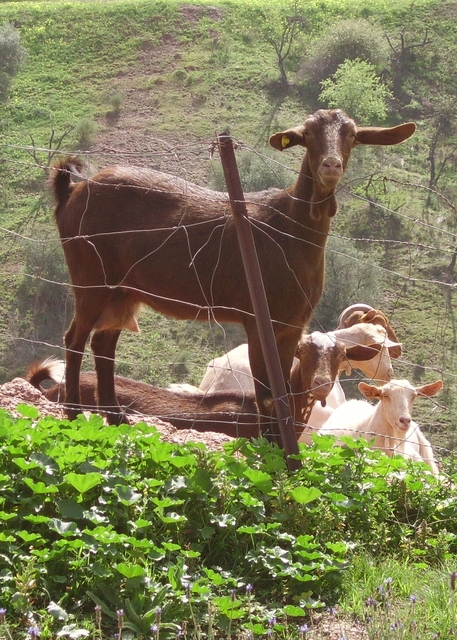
[319,58,393,124]
[0,405,456,637]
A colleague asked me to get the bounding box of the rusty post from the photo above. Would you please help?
[217,132,300,471]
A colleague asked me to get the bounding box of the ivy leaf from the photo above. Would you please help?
[16,404,39,419]
[289,487,322,505]
[65,472,103,493]
[115,563,145,578]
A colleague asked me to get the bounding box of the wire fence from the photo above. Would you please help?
[0,135,455,464]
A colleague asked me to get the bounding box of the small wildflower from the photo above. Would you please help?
[245,583,253,594]
[327,606,337,615]
[268,616,276,627]
[365,597,374,607]
[299,623,309,636]
[94,605,102,624]
[155,607,162,622]
[409,594,417,604]
[230,588,236,601]
[151,623,159,633]
[266,630,274,638]
[0,608,6,624]
[116,609,124,632]
[185,582,193,598]
[27,627,40,639]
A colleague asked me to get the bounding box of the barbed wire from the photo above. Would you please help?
[0,138,455,463]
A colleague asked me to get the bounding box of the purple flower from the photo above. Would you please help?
[27,627,40,639]
[0,609,6,624]
[299,623,309,635]
[245,583,253,593]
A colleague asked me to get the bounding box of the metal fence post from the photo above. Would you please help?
[217,132,300,471]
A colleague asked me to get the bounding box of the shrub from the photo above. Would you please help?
[75,117,98,150]
[300,18,389,87]
[319,58,392,124]
[311,235,384,330]
[0,21,28,100]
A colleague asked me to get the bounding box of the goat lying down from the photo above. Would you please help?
[318,379,443,476]
[26,358,261,438]
[49,109,415,445]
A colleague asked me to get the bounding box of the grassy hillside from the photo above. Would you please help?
[0,0,456,450]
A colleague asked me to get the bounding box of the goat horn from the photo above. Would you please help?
[337,303,374,328]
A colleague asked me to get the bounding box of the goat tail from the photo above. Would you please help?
[26,357,66,392]
[48,156,88,212]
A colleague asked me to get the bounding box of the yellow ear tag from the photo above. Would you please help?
[281,135,290,148]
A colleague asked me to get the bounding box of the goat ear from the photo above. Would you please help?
[358,381,380,399]
[388,343,402,358]
[270,126,306,151]
[346,344,382,362]
[361,309,377,322]
[416,380,444,398]
[354,122,416,147]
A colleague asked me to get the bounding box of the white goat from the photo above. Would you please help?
[318,379,443,476]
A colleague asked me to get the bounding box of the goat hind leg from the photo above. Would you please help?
[90,329,127,425]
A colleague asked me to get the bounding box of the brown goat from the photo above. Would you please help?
[49,109,415,446]
[289,332,382,430]
[26,359,261,438]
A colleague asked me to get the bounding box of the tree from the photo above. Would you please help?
[319,59,392,124]
[256,1,308,89]
[0,22,27,100]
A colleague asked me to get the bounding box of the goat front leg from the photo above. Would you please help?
[90,329,127,426]
[247,328,299,448]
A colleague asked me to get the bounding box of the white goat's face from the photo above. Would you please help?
[378,381,417,431]
[359,379,444,433]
